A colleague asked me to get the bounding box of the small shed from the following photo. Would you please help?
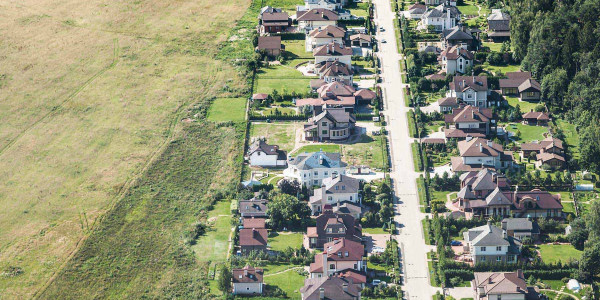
[567,279,581,292]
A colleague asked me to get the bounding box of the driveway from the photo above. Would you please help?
[363,233,391,255]
[373,0,440,298]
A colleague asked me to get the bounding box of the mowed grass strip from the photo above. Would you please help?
[538,244,582,264]
[39,122,244,299]
[207,97,247,122]
[291,144,341,155]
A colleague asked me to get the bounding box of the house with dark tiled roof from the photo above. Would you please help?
[257,36,284,58]
[313,42,353,66]
[309,174,361,215]
[248,139,287,167]
[444,105,493,139]
[297,82,357,109]
[232,265,264,295]
[441,26,477,50]
[300,275,362,300]
[455,169,511,215]
[501,218,540,240]
[464,222,521,264]
[451,137,513,172]
[505,188,563,218]
[354,89,377,104]
[350,34,372,47]
[487,9,511,42]
[306,209,362,249]
[284,150,347,187]
[314,60,354,86]
[242,218,266,229]
[499,72,541,101]
[448,76,493,108]
[520,136,565,169]
[438,97,459,112]
[473,270,540,299]
[259,7,291,34]
[297,8,339,31]
[439,45,474,75]
[303,106,356,142]
[309,238,365,278]
[239,199,268,218]
[521,110,550,126]
[239,227,268,254]
[307,25,346,51]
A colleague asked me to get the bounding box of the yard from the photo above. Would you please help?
[504,122,548,143]
[343,134,387,170]
[207,97,247,122]
[291,144,341,155]
[482,62,521,76]
[482,42,503,52]
[268,232,304,251]
[556,119,580,160]
[255,42,314,95]
[347,1,370,18]
[194,199,233,262]
[504,96,540,113]
[263,263,306,298]
[283,40,312,59]
[538,244,582,264]
[250,122,298,152]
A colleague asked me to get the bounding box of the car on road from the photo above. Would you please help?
[381,39,387,43]
[450,240,462,246]
[379,26,385,31]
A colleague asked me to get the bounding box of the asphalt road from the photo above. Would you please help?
[373,0,440,298]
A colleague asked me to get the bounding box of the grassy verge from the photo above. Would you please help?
[422,218,431,245]
[412,142,423,171]
[417,176,428,213]
[407,110,417,137]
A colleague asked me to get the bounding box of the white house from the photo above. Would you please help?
[297,8,339,31]
[404,3,427,19]
[248,139,287,167]
[309,174,360,215]
[447,75,491,108]
[306,25,346,51]
[284,150,347,187]
[439,45,473,75]
[313,42,353,66]
[232,265,264,295]
[464,222,521,264]
[420,4,461,32]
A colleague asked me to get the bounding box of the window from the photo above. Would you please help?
[314,180,318,185]
[335,186,339,190]
[467,93,473,99]
[497,256,502,262]
[338,252,342,257]
[350,196,353,201]
[498,296,502,300]
[322,130,327,135]
[330,264,335,270]
[314,171,318,176]
[324,171,328,176]
[481,247,486,252]
[322,122,327,126]
[354,264,358,269]
[327,228,332,233]
[328,196,332,201]
[496,246,502,251]
[507,255,515,262]
[341,186,345,190]
[527,91,535,97]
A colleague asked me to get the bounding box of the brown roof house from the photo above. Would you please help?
[521,110,550,126]
[239,199,268,218]
[309,238,366,278]
[350,34,372,47]
[354,89,377,104]
[297,8,339,31]
[499,72,541,101]
[306,209,362,249]
[248,139,287,167]
[313,60,354,86]
[505,188,563,218]
[259,7,291,33]
[313,42,353,67]
[473,270,540,300]
[438,97,460,113]
[444,105,493,139]
[239,227,268,255]
[520,136,565,169]
[451,137,513,172]
[487,9,511,42]
[455,169,511,217]
[232,265,264,295]
[309,174,361,215]
[298,81,357,109]
[257,36,284,58]
[300,275,362,300]
[307,25,346,51]
[303,105,356,142]
[448,76,493,108]
[439,45,474,75]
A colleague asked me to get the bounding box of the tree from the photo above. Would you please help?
[487,52,502,65]
[587,198,600,241]
[541,68,568,109]
[278,179,300,196]
[580,125,600,174]
[217,264,231,293]
[268,193,311,230]
[579,241,600,282]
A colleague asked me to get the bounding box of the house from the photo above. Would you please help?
[473,270,540,300]
[259,8,291,34]
[520,136,565,169]
[313,42,353,67]
[307,25,346,51]
[521,110,550,126]
[350,34,372,47]
[297,9,339,32]
[332,202,362,219]
[438,97,459,112]
[455,169,511,214]
[354,89,377,104]
[309,238,366,278]
[425,0,457,5]
[284,150,347,187]
[232,265,264,295]
[501,218,540,240]
[252,93,269,101]
[309,174,360,215]
[451,137,513,172]
[242,218,266,229]
[297,82,356,109]
[448,76,492,108]
[248,139,287,167]
[499,72,541,101]
[239,199,268,218]
[306,209,362,249]
[299,0,340,12]
[444,105,493,138]
[505,189,563,218]
[536,152,566,169]
[315,60,354,85]
[439,45,474,75]
[405,3,427,19]
[239,227,268,254]
[441,26,477,50]
[300,275,362,300]
[464,222,521,264]
[420,4,461,32]
[257,36,284,58]
[487,9,511,42]
[304,106,356,141]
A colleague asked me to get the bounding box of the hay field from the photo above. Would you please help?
[0,0,250,298]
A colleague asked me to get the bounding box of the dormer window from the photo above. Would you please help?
[338,251,342,257]
[341,186,345,190]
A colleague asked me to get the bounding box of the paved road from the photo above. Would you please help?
[373,1,440,299]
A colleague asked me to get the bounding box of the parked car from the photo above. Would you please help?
[381,39,387,43]
[450,240,462,246]
[379,26,385,31]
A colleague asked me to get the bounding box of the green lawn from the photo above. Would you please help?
[457,1,480,16]
[254,77,312,94]
[207,97,247,122]
[250,122,298,152]
[262,107,297,116]
[291,144,341,155]
[283,40,312,58]
[348,1,369,18]
[263,263,305,298]
[482,62,521,76]
[504,122,548,143]
[194,199,233,262]
[556,119,580,160]
[538,244,582,264]
[482,42,503,52]
[504,96,540,113]
[343,134,387,170]
[268,232,303,251]
[363,227,389,234]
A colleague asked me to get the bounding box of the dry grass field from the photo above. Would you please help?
[0,0,250,298]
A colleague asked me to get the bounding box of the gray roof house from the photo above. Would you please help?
[284,150,348,187]
[487,9,511,41]
[300,274,362,299]
[309,174,361,215]
[501,218,540,240]
[473,270,540,299]
[239,199,269,218]
[464,222,521,264]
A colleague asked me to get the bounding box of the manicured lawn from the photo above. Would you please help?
[194,199,233,262]
[430,190,451,204]
[254,77,312,94]
[457,1,480,16]
[505,122,548,143]
[556,119,580,159]
[207,97,247,122]
[343,134,387,170]
[538,244,582,264]
[262,107,297,116]
[425,121,444,136]
[268,232,303,251]
[504,96,540,113]
[482,41,503,52]
[250,122,298,152]
[255,62,307,79]
[347,1,369,18]
[263,263,305,298]
[363,227,389,234]
[283,40,312,58]
[482,62,521,76]
[291,144,341,155]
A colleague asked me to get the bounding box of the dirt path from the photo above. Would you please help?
[264,266,303,277]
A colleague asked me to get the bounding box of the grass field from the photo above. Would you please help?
[263,264,305,298]
[482,62,521,76]
[538,244,582,264]
[505,96,541,112]
[194,199,233,262]
[291,144,341,155]
[343,134,386,170]
[250,122,299,152]
[556,119,580,159]
[482,42,503,52]
[505,123,548,143]
[255,40,313,94]
[268,232,303,251]
[0,0,251,297]
[208,98,247,122]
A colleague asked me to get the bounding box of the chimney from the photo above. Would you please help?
[503,229,507,238]
[342,283,348,292]
[319,288,325,299]
[479,143,483,153]
[322,252,328,276]
[466,135,473,142]
[487,140,493,147]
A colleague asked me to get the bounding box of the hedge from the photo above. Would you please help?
[339,19,366,26]
[249,113,308,121]
[412,142,423,171]
[355,113,376,121]
[407,110,418,138]
[272,32,306,40]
